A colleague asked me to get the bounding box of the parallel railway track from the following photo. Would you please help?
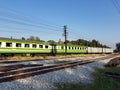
[0,60,93,83]
[0,64,43,72]
[0,54,118,83]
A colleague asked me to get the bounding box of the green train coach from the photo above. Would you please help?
[0,37,88,55]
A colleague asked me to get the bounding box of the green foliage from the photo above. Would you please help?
[36,36,40,41]
[21,37,25,40]
[89,67,120,90]
[28,36,37,41]
[47,40,56,44]
[70,39,109,48]
[27,36,45,42]
[39,40,45,42]
[54,67,120,90]
[116,42,120,52]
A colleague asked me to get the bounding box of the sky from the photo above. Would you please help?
[0,0,120,49]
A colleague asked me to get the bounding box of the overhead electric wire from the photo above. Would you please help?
[0,26,60,36]
[0,7,83,37]
[68,28,85,39]
[0,16,63,33]
[0,7,62,29]
[0,7,86,41]
[0,27,62,41]
[0,14,61,38]
[0,8,64,37]
[111,0,120,14]
[0,16,60,32]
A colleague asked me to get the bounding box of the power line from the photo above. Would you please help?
[0,17,63,42]
[68,28,87,40]
[0,16,87,42]
[0,11,62,31]
[0,26,60,35]
[0,7,64,37]
[114,0,120,9]
[111,0,120,14]
[0,28,61,42]
[0,17,62,32]
[0,7,87,42]
[0,7,62,29]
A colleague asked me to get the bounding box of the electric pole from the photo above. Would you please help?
[63,25,67,54]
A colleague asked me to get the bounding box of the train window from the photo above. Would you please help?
[61,46,64,49]
[75,47,76,50]
[69,47,71,50]
[6,42,12,47]
[45,45,48,48]
[16,43,21,47]
[78,47,79,50]
[25,44,29,48]
[39,45,43,48]
[32,44,37,48]
[0,42,1,47]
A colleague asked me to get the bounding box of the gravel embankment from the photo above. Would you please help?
[0,57,112,90]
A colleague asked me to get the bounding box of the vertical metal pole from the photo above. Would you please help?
[64,25,67,54]
[102,46,104,54]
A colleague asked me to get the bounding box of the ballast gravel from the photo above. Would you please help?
[0,58,111,90]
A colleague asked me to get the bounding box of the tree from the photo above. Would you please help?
[39,40,45,42]
[65,38,109,47]
[91,39,98,47]
[47,40,56,44]
[27,36,40,41]
[36,36,40,41]
[21,37,25,40]
[29,36,36,41]
[71,40,77,45]
[116,43,120,52]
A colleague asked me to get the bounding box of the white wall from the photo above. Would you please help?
[1,42,6,47]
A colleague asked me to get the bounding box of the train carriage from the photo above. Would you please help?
[0,37,113,55]
[56,44,87,54]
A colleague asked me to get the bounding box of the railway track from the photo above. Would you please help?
[89,54,118,61]
[0,54,118,83]
[0,64,43,72]
[0,60,93,83]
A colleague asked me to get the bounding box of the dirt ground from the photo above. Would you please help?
[105,56,120,67]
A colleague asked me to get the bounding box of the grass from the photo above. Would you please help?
[54,67,120,90]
